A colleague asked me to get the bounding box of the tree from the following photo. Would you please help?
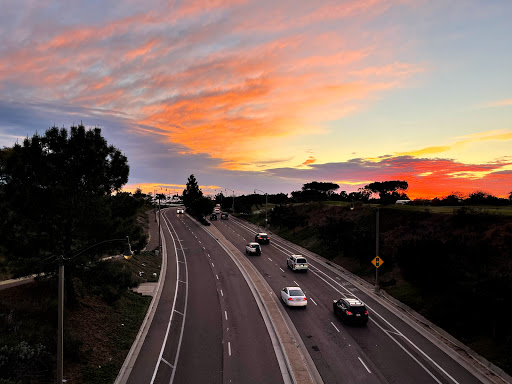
[302,181,340,198]
[194,196,215,218]
[0,124,130,277]
[363,180,409,203]
[182,174,202,209]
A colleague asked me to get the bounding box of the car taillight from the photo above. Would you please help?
[346,311,353,315]
[304,297,307,300]
[288,298,293,301]
[365,310,369,315]
[294,264,297,267]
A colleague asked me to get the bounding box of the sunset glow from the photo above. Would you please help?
[1,1,511,199]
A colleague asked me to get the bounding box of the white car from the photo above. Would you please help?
[176,208,184,214]
[245,242,262,255]
[280,286,307,307]
[287,255,308,272]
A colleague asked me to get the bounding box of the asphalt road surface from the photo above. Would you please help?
[125,208,507,384]
[126,209,284,384]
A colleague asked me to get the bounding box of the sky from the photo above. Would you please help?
[1,0,511,199]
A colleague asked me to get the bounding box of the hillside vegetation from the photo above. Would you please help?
[255,202,512,374]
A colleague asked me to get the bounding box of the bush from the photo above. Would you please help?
[78,261,138,304]
[0,341,51,383]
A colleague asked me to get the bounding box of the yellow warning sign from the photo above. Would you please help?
[371,256,384,268]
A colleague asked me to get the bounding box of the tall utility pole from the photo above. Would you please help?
[158,195,162,255]
[254,189,268,229]
[225,187,235,213]
[375,208,380,294]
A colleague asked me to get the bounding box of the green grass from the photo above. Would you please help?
[320,201,512,216]
[123,250,162,282]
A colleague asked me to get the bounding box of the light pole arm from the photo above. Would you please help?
[57,236,132,383]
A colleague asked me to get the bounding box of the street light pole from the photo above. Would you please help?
[57,257,64,384]
[158,195,162,255]
[254,189,268,229]
[56,237,133,383]
[375,208,380,294]
[224,187,235,214]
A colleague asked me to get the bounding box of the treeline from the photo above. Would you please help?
[216,181,512,213]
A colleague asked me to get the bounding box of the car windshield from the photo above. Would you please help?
[289,289,304,296]
[350,306,367,313]
[296,258,307,263]
[250,245,259,249]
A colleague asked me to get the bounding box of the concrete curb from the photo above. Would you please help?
[115,210,168,384]
[200,220,322,384]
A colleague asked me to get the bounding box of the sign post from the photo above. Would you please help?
[371,256,383,294]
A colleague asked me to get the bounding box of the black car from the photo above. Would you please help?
[255,232,270,244]
[333,298,369,324]
[210,213,217,220]
[221,212,229,220]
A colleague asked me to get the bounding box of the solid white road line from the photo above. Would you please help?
[309,297,318,306]
[358,357,371,374]
[330,322,340,333]
[228,342,232,356]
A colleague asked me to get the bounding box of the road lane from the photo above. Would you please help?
[213,218,381,384]
[157,209,284,383]
[214,216,488,384]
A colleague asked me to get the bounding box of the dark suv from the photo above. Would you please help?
[221,212,229,220]
[255,232,270,244]
[210,213,217,220]
[333,298,369,325]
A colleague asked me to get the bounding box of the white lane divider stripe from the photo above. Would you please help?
[358,357,371,373]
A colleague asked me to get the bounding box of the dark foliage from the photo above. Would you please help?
[0,125,146,279]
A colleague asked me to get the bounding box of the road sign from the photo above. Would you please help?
[371,256,384,268]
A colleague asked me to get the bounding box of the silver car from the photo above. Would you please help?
[287,255,308,272]
[245,242,261,255]
[281,286,307,307]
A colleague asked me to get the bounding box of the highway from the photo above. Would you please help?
[122,207,505,384]
[125,208,284,384]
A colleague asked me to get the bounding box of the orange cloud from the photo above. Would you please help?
[484,98,512,108]
[301,156,317,166]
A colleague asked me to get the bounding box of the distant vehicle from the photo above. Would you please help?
[287,255,308,272]
[176,208,184,214]
[221,212,228,220]
[333,297,368,325]
[281,286,307,307]
[255,232,270,244]
[210,213,217,220]
[215,203,221,207]
[245,242,261,255]
[214,208,221,214]
[395,200,411,205]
